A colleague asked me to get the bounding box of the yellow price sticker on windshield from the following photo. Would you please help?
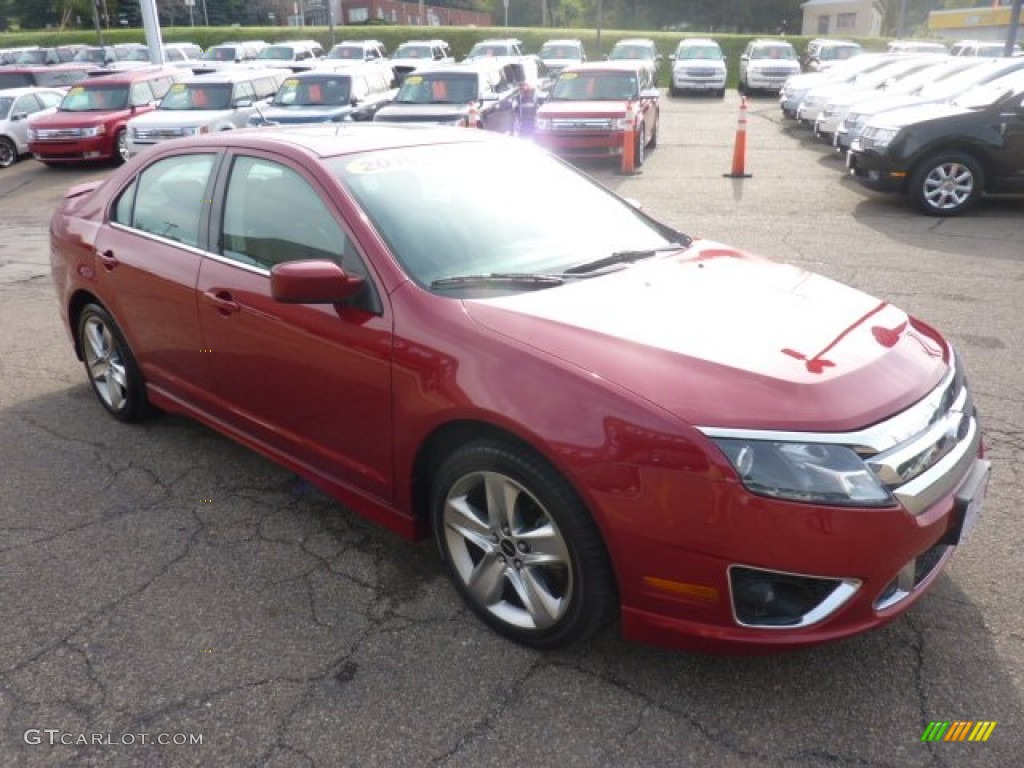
[69,86,85,95]
[560,72,578,79]
[284,79,299,87]
[170,83,186,92]
[405,75,423,85]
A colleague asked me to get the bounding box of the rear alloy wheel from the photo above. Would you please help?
[114,128,128,164]
[432,439,615,649]
[0,136,17,168]
[909,152,983,217]
[77,303,150,422]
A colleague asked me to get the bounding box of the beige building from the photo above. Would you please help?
[801,0,885,37]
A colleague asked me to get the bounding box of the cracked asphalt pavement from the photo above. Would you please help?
[1,93,1021,767]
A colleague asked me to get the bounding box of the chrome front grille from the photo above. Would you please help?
[551,118,613,131]
[761,67,796,78]
[32,128,82,139]
[133,127,185,140]
[684,67,718,78]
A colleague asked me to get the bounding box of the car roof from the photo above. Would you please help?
[0,86,64,97]
[79,66,180,85]
[174,122,497,159]
[182,68,287,84]
[561,61,647,74]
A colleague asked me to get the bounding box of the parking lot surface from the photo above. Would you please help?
[1,91,1022,767]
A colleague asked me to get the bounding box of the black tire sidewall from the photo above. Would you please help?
[0,137,16,168]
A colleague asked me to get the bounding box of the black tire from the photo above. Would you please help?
[648,113,658,150]
[716,88,726,99]
[431,438,615,649]
[909,152,984,217]
[77,303,150,422]
[669,86,679,98]
[0,136,17,168]
[114,128,128,165]
[635,123,646,168]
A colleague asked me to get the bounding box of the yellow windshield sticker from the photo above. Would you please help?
[405,75,423,85]
[170,83,186,92]
[560,72,578,79]
[69,86,85,95]
[284,79,299,87]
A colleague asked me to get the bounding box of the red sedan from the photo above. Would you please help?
[50,125,988,653]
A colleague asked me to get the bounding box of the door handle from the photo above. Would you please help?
[202,289,241,315]
[97,249,119,270]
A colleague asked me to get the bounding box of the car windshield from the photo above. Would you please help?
[550,71,638,101]
[332,142,678,290]
[202,47,237,61]
[15,50,49,65]
[751,46,796,60]
[328,46,364,60]
[73,48,106,64]
[259,46,295,61]
[468,44,508,58]
[272,75,350,106]
[0,97,12,120]
[60,85,129,112]
[820,46,861,61]
[159,83,233,110]
[394,45,431,59]
[676,45,722,60]
[610,45,654,61]
[122,49,151,62]
[56,48,79,62]
[0,73,34,88]
[396,73,478,104]
[539,44,581,59]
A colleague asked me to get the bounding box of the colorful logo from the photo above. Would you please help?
[921,721,997,742]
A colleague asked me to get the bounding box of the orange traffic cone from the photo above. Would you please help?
[619,102,637,175]
[724,96,752,178]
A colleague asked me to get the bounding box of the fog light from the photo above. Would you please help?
[730,566,858,628]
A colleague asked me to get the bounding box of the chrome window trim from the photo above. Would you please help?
[108,221,208,257]
[727,563,861,630]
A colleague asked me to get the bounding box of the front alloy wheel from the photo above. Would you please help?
[115,128,129,164]
[0,137,17,168]
[432,439,614,649]
[910,152,983,216]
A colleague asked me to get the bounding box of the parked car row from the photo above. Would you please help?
[780,54,1024,215]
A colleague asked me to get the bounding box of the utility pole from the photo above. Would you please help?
[1008,0,1022,57]
[91,0,106,48]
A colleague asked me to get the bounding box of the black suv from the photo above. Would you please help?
[373,60,522,134]
[848,71,1024,216]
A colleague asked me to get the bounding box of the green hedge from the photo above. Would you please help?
[1,26,893,89]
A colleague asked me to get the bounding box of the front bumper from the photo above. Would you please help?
[846,142,907,193]
[29,134,115,163]
[607,358,987,653]
[672,70,726,92]
[533,130,626,159]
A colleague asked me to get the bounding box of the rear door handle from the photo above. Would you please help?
[203,289,241,315]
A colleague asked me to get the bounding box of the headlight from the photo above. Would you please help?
[611,117,630,130]
[534,117,550,130]
[861,126,900,149]
[81,125,105,137]
[712,439,894,507]
[28,129,38,140]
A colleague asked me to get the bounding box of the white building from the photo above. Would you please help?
[801,0,885,38]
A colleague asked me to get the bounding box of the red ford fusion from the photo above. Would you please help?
[50,125,988,653]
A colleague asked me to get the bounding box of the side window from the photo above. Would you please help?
[112,178,138,226]
[297,50,311,61]
[220,156,363,275]
[129,81,154,106]
[351,77,369,101]
[38,91,63,109]
[129,154,216,247]
[234,81,255,104]
[13,95,41,115]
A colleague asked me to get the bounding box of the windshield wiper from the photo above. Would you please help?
[430,273,566,289]
[564,244,689,275]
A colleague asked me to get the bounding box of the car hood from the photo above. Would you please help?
[870,101,972,129]
[375,103,469,121]
[537,100,629,117]
[32,110,124,128]
[462,242,947,432]
[129,109,234,128]
[260,104,352,123]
